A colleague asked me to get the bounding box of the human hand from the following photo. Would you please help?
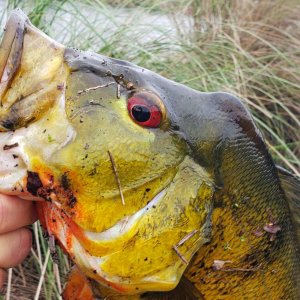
[0,195,37,289]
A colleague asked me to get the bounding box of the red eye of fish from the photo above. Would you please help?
[127,92,163,128]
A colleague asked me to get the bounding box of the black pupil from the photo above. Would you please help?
[132,105,151,122]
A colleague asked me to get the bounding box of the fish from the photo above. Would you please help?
[0,9,299,300]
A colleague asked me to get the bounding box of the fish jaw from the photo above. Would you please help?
[0,9,67,131]
[0,90,76,197]
[0,9,70,194]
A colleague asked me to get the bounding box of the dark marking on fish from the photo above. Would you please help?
[1,120,15,130]
[3,142,19,150]
[88,167,97,176]
[27,171,43,196]
[68,195,77,208]
[37,187,53,202]
[61,173,70,190]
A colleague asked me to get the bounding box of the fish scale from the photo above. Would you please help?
[185,137,300,299]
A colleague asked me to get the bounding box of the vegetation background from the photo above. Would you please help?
[0,0,299,299]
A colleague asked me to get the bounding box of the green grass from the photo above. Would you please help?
[0,0,299,299]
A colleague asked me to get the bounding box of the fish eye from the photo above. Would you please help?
[127,91,164,128]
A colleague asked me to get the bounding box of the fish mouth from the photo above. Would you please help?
[0,9,66,132]
[0,9,27,101]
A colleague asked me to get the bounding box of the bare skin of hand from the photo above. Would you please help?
[0,195,37,289]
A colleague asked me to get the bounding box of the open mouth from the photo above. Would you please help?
[0,9,28,101]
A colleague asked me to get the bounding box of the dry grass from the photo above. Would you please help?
[170,0,300,174]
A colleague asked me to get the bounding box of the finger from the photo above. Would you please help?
[0,268,6,289]
[0,194,37,234]
[0,227,32,269]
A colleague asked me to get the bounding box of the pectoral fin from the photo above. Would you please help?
[62,266,95,300]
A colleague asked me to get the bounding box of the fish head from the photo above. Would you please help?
[0,9,253,295]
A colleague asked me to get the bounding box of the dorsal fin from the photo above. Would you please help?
[277,165,300,247]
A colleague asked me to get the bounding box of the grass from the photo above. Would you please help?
[0,0,299,299]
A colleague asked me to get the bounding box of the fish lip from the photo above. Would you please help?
[0,9,28,101]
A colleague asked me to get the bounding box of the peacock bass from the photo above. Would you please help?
[0,9,299,300]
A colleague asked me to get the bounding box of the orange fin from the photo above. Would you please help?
[62,267,95,300]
